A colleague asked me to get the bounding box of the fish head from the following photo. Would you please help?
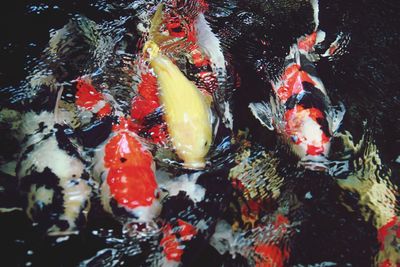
[101,117,160,219]
[171,119,212,169]
[284,105,331,160]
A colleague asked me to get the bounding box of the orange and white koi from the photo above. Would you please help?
[93,117,160,222]
[74,77,161,222]
[75,78,112,118]
[249,2,345,168]
[160,219,198,265]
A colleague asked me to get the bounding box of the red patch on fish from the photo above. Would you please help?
[97,104,112,118]
[197,71,218,95]
[241,199,262,224]
[379,259,395,267]
[130,97,159,121]
[107,166,157,208]
[137,73,159,102]
[298,32,317,52]
[131,73,160,121]
[276,64,315,102]
[104,132,153,169]
[230,178,245,191]
[191,48,210,67]
[306,144,324,155]
[76,79,112,117]
[284,105,330,155]
[377,216,398,250]
[104,118,157,209]
[274,214,289,229]
[254,244,285,267]
[328,45,338,56]
[148,124,168,145]
[161,220,197,262]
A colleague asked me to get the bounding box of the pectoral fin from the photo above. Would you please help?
[248,102,274,130]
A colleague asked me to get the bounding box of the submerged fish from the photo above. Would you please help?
[93,117,160,223]
[143,40,213,169]
[249,28,345,169]
[249,0,346,170]
[16,111,92,236]
[249,0,345,170]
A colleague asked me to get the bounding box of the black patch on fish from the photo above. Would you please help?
[142,107,164,126]
[15,129,51,176]
[36,122,47,133]
[297,82,329,112]
[76,116,113,148]
[19,144,35,157]
[19,167,65,233]
[161,192,196,222]
[195,170,233,224]
[27,85,60,113]
[302,81,317,92]
[285,91,309,110]
[16,144,35,175]
[54,124,86,163]
[80,171,90,181]
[138,107,167,139]
[56,220,70,231]
[317,117,332,138]
[108,198,134,219]
[299,54,317,77]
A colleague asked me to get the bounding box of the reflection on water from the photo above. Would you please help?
[0,0,399,266]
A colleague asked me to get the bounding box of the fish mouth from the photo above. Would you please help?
[182,160,206,170]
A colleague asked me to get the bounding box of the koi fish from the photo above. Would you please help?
[250,0,345,168]
[75,77,112,119]
[143,40,213,169]
[144,1,232,128]
[74,78,161,222]
[130,72,169,145]
[249,29,345,168]
[93,117,160,222]
[160,219,197,265]
[16,111,92,235]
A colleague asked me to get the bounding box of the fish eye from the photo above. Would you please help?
[204,141,208,147]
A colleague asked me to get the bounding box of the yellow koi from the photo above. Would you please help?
[143,40,212,169]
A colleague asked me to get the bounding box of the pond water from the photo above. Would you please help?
[0,1,399,266]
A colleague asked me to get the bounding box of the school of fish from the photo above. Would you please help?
[0,0,399,266]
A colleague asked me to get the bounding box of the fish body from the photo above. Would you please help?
[94,117,160,222]
[250,31,344,166]
[153,2,233,129]
[144,41,212,169]
[16,111,92,235]
[160,219,198,264]
[75,78,112,118]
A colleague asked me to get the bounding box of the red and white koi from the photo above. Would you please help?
[75,77,112,119]
[249,1,345,169]
[74,77,160,221]
[160,219,198,266]
[93,117,161,222]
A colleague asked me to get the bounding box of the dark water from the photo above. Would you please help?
[0,0,399,266]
